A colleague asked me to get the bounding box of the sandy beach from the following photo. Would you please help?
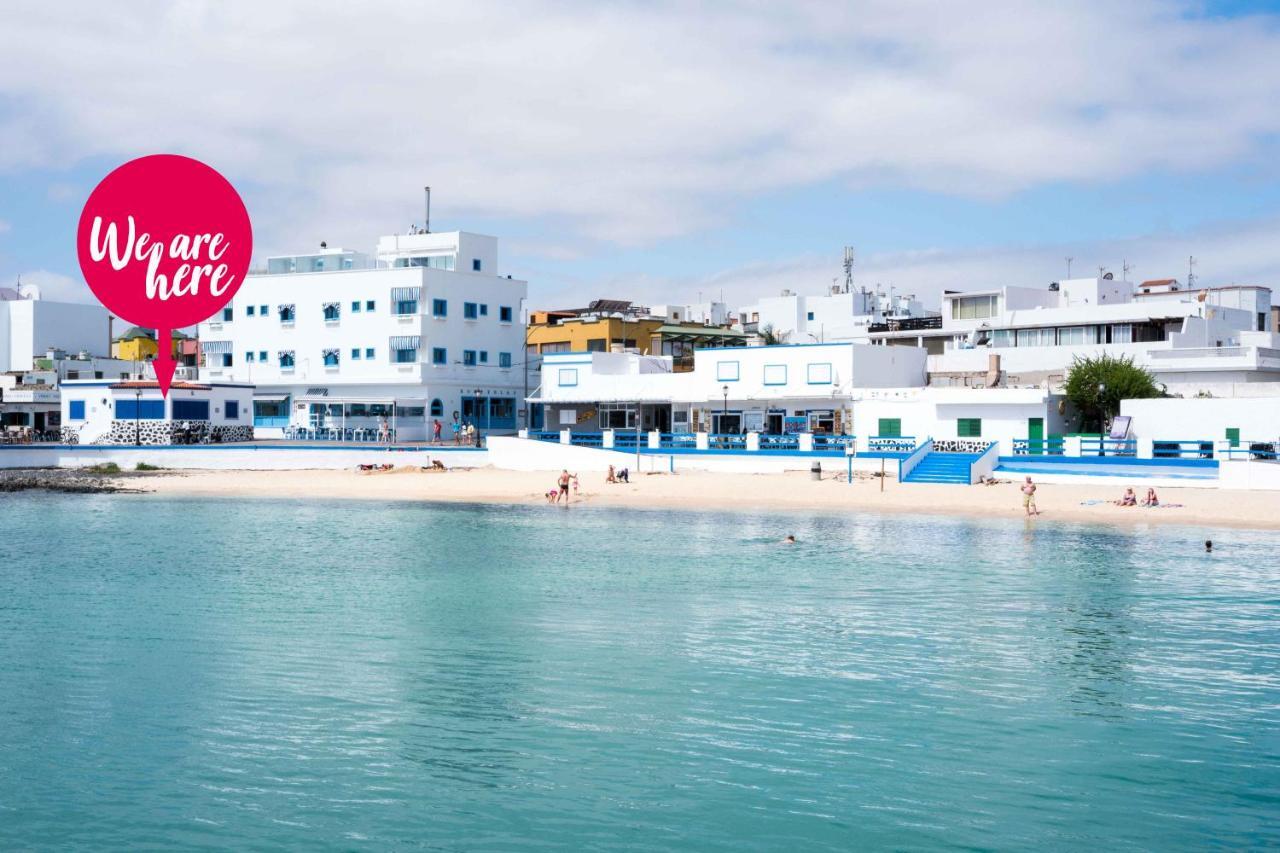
[109,466,1280,531]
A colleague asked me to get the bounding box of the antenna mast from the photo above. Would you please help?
[842,246,855,293]
[424,186,431,234]
[1188,255,1197,289]
[1066,256,1073,278]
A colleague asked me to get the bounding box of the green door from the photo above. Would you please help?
[1028,417,1045,456]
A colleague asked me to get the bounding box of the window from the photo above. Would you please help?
[1015,328,1055,347]
[222,307,233,321]
[807,311,815,321]
[351,348,362,360]
[464,302,478,319]
[763,364,787,385]
[226,401,240,420]
[558,368,578,387]
[432,299,447,317]
[499,352,512,368]
[116,399,166,420]
[480,304,489,316]
[1226,427,1241,448]
[489,397,515,423]
[323,303,340,321]
[430,399,444,417]
[990,329,1015,347]
[173,399,210,420]
[472,258,482,271]
[221,353,233,367]
[278,351,295,368]
[395,299,418,315]
[806,362,833,384]
[499,306,513,323]
[957,418,982,437]
[877,418,902,438]
[69,400,86,420]
[716,360,740,381]
[394,348,415,363]
[259,305,267,315]
[323,350,340,367]
[1110,324,1133,344]
[245,351,255,362]
[366,348,375,359]
[463,350,477,366]
[366,300,375,311]
[587,339,607,352]
[279,304,296,322]
[950,294,999,320]
[479,351,489,363]
[259,351,267,361]
[246,305,255,316]
[432,347,447,365]
[352,301,362,312]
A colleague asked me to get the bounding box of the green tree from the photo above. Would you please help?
[1063,354,1162,432]
[759,324,787,346]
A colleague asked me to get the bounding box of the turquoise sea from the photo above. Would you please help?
[1,494,1278,850]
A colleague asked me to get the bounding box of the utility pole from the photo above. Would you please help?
[1065,257,1073,279]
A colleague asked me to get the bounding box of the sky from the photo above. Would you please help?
[2,0,1280,313]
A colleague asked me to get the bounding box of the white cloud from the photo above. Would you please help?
[2,269,93,303]
[0,219,10,234]
[1,0,1279,258]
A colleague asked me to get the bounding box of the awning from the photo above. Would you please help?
[201,340,232,354]
[252,394,290,402]
[391,286,421,301]
[389,335,421,349]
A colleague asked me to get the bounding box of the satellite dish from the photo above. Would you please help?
[16,281,41,300]
[1103,272,1114,280]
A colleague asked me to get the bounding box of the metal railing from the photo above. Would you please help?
[867,435,917,453]
[708,433,747,450]
[1011,437,1065,456]
[758,433,800,451]
[813,434,855,451]
[1079,436,1137,457]
[1216,440,1279,460]
[612,431,644,448]
[659,432,698,449]
[1152,439,1215,459]
[529,430,560,443]
[568,432,603,447]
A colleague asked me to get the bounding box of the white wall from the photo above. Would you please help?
[0,300,112,372]
[1121,397,1280,443]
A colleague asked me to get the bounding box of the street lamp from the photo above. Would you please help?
[134,387,142,446]
[721,383,729,435]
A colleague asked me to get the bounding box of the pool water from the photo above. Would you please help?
[1,495,1277,849]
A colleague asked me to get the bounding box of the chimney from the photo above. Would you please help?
[986,353,1002,388]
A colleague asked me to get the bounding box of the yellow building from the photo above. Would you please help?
[111,327,187,360]
[527,310,664,356]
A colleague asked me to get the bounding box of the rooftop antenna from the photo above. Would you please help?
[1066,256,1073,278]
[1188,255,1197,289]
[424,186,431,234]
[1098,265,1107,278]
[1122,259,1133,280]
[843,246,855,293]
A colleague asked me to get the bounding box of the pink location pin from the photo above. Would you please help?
[77,155,253,396]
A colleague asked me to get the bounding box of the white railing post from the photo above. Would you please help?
[746,432,760,452]
[648,430,660,449]
[559,429,570,445]
[518,428,529,439]
[696,432,710,451]
[1064,435,1083,457]
[602,429,615,449]
[798,433,814,453]
[1136,436,1154,460]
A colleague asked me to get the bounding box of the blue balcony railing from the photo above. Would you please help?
[867,435,916,453]
[659,432,698,449]
[758,433,800,451]
[529,430,560,442]
[708,433,747,450]
[1079,436,1137,457]
[813,434,855,452]
[569,432,603,447]
[1218,441,1279,460]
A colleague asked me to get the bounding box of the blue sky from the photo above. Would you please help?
[3,0,1280,309]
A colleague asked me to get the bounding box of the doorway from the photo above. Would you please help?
[1028,417,1044,455]
[766,409,785,435]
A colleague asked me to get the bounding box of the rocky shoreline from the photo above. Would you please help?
[0,468,149,494]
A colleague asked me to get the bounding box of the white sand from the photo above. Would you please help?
[116,466,1280,531]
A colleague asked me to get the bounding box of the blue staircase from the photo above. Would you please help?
[903,451,980,484]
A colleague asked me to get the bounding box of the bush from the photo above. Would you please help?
[134,462,162,471]
[87,462,121,474]
[1063,354,1163,433]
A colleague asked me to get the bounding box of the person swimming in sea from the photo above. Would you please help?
[781,535,796,544]
[1205,539,1213,553]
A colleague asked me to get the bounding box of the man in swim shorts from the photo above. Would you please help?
[1021,476,1039,516]
[557,469,572,503]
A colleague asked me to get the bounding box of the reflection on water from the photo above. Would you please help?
[1,495,1278,850]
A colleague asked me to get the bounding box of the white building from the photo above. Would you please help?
[738,286,930,344]
[0,290,115,373]
[196,230,528,440]
[1,350,148,436]
[60,379,253,445]
[533,342,927,436]
[878,276,1277,393]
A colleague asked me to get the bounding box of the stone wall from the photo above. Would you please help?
[62,420,253,446]
[932,438,989,454]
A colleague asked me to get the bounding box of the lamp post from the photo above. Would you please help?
[134,387,141,446]
[721,383,729,436]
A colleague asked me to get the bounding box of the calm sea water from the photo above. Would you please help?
[1,495,1278,850]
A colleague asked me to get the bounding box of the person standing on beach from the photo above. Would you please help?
[557,470,572,503]
[432,419,442,443]
[1021,476,1039,516]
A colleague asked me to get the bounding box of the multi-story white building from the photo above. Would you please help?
[0,288,115,373]
[196,230,528,440]
[879,276,1279,393]
[737,286,930,344]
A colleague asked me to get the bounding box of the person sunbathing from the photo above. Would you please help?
[1142,487,1159,507]
[1115,487,1138,507]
